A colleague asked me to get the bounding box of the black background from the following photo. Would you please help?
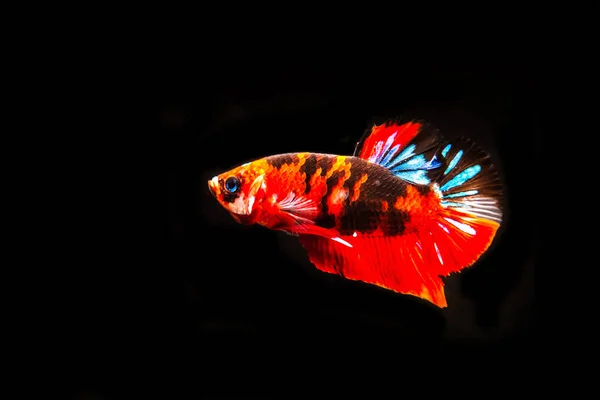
[72,60,538,397]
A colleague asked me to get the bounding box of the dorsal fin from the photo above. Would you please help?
[353,119,444,185]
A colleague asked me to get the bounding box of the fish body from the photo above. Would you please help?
[208,120,503,308]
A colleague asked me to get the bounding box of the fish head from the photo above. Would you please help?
[208,161,267,224]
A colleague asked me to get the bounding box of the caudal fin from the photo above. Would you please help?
[436,138,503,223]
[426,137,504,278]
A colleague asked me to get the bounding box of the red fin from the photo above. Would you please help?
[282,218,354,248]
[298,234,448,307]
[297,209,501,308]
[354,119,442,160]
[426,207,501,277]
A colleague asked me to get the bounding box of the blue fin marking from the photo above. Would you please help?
[440,165,482,192]
[441,144,452,158]
[380,144,401,167]
[443,150,463,175]
[384,145,442,185]
[355,120,445,186]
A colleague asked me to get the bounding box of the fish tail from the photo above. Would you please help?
[435,138,503,222]
[426,137,504,278]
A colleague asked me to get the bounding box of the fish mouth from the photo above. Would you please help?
[208,176,219,198]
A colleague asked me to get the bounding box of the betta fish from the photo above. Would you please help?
[207,119,503,308]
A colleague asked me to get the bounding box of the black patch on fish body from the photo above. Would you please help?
[341,161,363,204]
[337,159,411,236]
[337,199,410,236]
[318,157,334,177]
[316,169,345,229]
[381,209,410,236]
[299,154,318,194]
[337,200,378,235]
[267,154,299,170]
[353,159,407,203]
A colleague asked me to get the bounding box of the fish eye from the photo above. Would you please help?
[224,176,240,193]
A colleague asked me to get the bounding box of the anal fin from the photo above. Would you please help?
[297,203,502,308]
[298,234,448,307]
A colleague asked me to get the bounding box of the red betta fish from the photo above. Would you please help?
[207,120,503,308]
